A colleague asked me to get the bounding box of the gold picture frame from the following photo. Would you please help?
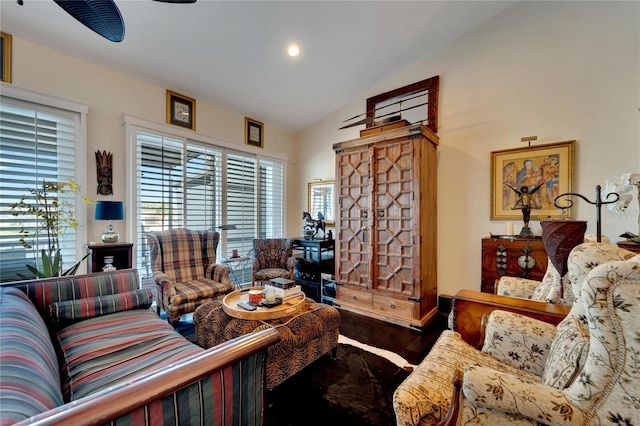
[245,117,264,148]
[308,181,335,226]
[166,90,196,130]
[490,140,576,220]
[1,32,12,84]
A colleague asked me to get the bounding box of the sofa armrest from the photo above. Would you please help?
[496,276,540,299]
[452,290,570,347]
[460,365,585,425]
[205,263,232,285]
[17,328,281,426]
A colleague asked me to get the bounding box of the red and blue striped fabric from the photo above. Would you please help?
[0,287,64,425]
[56,308,204,401]
[16,269,140,317]
[112,352,266,426]
[48,288,153,325]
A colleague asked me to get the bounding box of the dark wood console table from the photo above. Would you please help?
[481,236,547,293]
[292,238,335,301]
[85,242,133,273]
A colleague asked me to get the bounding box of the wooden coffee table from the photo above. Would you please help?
[222,287,306,320]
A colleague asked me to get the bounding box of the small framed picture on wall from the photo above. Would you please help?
[245,117,264,148]
[1,32,12,83]
[166,90,196,130]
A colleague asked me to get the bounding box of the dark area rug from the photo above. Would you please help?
[264,343,410,426]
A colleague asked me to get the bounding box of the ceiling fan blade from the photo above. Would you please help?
[54,0,125,42]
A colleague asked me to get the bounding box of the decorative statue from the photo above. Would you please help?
[95,150,113,195]
[508,183,543,237]
[302,211,326,239]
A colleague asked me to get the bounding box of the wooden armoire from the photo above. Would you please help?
[332,121,438,330]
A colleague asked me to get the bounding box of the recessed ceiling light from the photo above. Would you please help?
[288,44,300,57]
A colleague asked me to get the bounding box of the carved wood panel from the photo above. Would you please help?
[372,141,415,295]
[336,149,371,289]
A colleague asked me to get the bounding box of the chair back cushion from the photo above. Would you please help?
[253,238,293,269]
[564,259,640,421]
[540,316,589,389]
[566,242,636,326]
[148,228,219,282]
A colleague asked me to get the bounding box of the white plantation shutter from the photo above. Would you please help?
[134,127,284,283]
[0,96,81,282]
[225,152,257,261]
[258,158,284,238]
[186,144,223,230]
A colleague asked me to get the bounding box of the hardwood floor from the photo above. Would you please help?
[337,308,447,365]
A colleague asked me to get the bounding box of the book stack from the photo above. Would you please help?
[269,277,297,289]
[267,277,303,301]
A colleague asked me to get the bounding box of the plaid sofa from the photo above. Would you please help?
[0,269,279,425]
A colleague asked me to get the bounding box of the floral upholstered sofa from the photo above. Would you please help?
[0,269,279,425]
[394,242,640,425]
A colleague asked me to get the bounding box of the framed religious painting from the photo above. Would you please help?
[245,117,264,148]
[166,90,196,130]
[490,140,576,220]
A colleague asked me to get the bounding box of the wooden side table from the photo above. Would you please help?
[481,236,547,293]
[617,240,640,254]
[219,256,251,287]
[85,242,133,273]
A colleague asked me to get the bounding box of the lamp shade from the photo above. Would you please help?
[95,201,124,220]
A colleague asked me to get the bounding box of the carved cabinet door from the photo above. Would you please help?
[371,140,417,297]
[336,147,371,289]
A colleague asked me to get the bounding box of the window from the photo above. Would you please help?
[133,126,285,284]
[0,94,85,282]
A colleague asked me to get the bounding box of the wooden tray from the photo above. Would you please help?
[222,287,306,320]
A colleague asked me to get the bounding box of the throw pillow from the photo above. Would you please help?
[49,288,153,325]
[541,316,589,389]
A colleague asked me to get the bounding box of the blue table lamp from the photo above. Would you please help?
[95,201,124,243]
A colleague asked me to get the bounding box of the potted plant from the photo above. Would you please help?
[10,179,91,278]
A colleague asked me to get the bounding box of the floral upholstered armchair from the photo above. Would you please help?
[394,242,639,426]
[496,235,618,306]
[147,228,235,322]
[251,238,295,286]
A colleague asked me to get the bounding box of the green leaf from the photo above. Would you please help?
[62,251,91,276]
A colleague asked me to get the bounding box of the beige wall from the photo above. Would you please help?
[294,1,640,296]
[4,1,639,297]
[5,36,295,255]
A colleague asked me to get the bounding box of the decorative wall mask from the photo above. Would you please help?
[95,150,113,195]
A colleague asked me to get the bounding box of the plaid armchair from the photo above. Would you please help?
[251,238,295,286]
[147,228,235,322]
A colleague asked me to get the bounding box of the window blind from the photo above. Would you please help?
[134,128,285,284]
[258,158,284,238]
[0,97,79,282]
[225,151,257,261]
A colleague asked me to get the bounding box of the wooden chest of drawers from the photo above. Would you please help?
[481,236,548,293]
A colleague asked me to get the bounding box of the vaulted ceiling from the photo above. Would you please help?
[0,0,517,132]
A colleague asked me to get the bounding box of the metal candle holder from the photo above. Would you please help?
[553,185,619,243]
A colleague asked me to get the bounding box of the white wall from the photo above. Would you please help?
[6,36,296,253]
[294,1,640,297]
